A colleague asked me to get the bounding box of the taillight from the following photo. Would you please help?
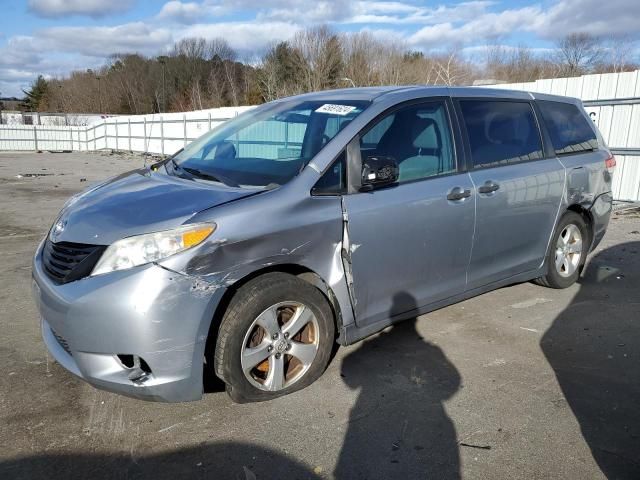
[605,153,616,172]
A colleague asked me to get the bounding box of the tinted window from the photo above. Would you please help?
[538,100,598,155]
[361,115,394,149]
[460,100,543,168]
[360,101,455,183]
[312,152,346,195]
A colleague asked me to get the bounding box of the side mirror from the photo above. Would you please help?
[361,155,399,190]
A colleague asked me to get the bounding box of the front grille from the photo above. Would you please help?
[51,328,72,356]
[42,239,106,285]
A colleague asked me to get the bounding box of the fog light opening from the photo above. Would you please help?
[117,354,153,385]
[117,354,135,368]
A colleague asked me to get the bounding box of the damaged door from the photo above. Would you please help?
[342,99,475,328]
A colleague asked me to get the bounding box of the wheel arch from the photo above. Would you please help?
[203,264,343,380]
[566,203,595,249]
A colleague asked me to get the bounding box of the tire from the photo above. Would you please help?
[214,272,335,403]
[535,211,589,289]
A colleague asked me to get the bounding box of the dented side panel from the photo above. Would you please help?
[559,149,611,209]
[158,170,355,340]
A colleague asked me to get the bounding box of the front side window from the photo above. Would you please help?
[460,100,543,168]
[359,101,456,183]
[172,100,368,188]
[538,100,598,155]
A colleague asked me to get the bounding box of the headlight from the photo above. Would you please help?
[91,223,215,276]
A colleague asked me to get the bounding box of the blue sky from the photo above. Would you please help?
[1,0,639,97]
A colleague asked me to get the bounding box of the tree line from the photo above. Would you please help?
[19,27,638,114]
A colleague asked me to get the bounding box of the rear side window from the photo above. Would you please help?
[459,100,544,168]
[538,100,598,155]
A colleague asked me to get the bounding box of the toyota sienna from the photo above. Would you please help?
[32,86,614,403]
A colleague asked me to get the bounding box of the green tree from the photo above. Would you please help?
[22,75,49,111]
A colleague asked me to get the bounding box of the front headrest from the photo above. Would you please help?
[412,118,441,150]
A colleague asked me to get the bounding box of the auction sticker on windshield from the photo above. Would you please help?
[315,104,357,115]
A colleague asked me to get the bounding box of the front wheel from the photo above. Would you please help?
[535,211,589,289]
[214,272,335,403]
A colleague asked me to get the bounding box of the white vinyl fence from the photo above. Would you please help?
[1,70,640,200]
[0,106,254,156]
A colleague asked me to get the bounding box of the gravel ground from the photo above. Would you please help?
[0,151,638,480]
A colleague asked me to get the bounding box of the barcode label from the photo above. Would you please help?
[315,104,357,115]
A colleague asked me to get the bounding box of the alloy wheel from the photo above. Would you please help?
[554,223,583,278]
[240,301,319,391]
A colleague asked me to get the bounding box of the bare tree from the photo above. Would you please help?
[433,47,472,86]
[556,33,605,75]
[257,41,306,101]
[601,35,638,73]
[484,44,560,83]
[292,25,343,92]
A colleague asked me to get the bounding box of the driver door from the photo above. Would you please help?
[343,99,475,327]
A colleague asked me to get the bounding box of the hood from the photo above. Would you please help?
[51,168,258,245]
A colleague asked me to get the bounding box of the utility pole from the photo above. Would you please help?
[57,84,64,113]
[158,56,167,113]
[96,75,103,113]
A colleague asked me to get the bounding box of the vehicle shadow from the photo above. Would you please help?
[0,441,322,480]
[541,241,640,478]
[335,292,461,479]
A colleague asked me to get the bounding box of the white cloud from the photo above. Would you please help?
[259,1,355,23]
[532,0,640,39]
[0,36,43,69]
[180,21,300,52]
[156,1,227,24]
[39,23,173,57]
[409,6,540,48]
[407,0,640,49]
[348,1,494,25]
[28,0,134,18]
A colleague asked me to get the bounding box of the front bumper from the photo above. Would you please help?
[32,241,225,402]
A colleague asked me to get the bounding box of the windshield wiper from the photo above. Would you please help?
[182,166,240,188]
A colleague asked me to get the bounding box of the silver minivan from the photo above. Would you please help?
[32,87,615,403]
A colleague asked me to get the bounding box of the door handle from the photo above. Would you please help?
[477,180,500,194]
[447,187,472,201]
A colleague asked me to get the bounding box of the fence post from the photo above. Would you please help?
[33,126,38,151]
[115,118,119,151]
[128,118,132,152]
[143,117,147,153]
[208,112,212,131]
[160,116,165,156]
[285,122,289,149]
[183,114,187,148]
[234,111,240,152]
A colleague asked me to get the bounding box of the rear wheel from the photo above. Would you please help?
[214,272,335,403]
[535,211,588,289]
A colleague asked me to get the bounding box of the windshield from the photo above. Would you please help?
[171,99,369,188]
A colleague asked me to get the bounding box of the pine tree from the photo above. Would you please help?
[22,75,49,111]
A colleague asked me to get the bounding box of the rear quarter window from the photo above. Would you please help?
[459,100,544,169]
[538,100,598,155]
